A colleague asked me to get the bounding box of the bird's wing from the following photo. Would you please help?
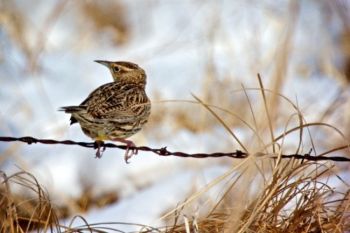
[80,82,117,106]
[103,88,150,122]
[82,82,149,122]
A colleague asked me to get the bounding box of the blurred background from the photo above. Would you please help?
[0,0,350,231]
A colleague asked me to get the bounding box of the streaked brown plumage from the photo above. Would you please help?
[60,60,151,161]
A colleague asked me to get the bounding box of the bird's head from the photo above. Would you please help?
[94,60,146,85]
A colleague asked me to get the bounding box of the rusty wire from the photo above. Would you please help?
[0,136,349,162]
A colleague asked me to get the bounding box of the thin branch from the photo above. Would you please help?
[0,136,349,162]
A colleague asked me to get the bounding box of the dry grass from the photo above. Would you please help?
[1,78,349,232]
[156,75,350,233]
[0,171,60,232]
[1,164,349,233]
[163,162,350,233]
[0,170,121,232]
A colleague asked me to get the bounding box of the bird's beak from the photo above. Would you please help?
[94,60,111,67]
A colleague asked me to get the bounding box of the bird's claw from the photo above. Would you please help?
[95,138,138,162]
[94,140,106,158]
[124,141,138,163]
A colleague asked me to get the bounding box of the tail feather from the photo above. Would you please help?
[70,116,78,125]
[59,105,87,113]
[59,105,87,125]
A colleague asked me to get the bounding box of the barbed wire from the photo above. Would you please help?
[0,136,349,162]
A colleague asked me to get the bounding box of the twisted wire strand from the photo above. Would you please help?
[0,136,349,162]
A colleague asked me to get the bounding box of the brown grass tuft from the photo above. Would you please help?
[157,75,350,233]
[0,171,60,232]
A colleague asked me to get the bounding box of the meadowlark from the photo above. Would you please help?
[60,60,151,162]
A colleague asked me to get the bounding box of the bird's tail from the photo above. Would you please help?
[59,105,87,113]
[59,106,87,125]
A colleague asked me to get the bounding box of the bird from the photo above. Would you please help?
[60,60,151,162]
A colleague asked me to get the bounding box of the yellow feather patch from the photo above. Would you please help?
[95,134,109,141]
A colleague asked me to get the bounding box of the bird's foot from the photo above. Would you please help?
[111,138,138,163]
[94,140,106,158]
[124,140,138,164]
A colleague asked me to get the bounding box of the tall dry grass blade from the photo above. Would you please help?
[318,145,350,157]
[291,96,306,156]
[241,84,267,153]
[157,99,259,139]
[242,86,349,159]
[191,94,248,153]
[257,74,276,154]
[208,169,247,216]
[272,112,306,168]
[160,158,250,221]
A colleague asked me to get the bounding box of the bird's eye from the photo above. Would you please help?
[113,66,120,72]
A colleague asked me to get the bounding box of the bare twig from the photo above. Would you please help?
[0,136,349,162]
